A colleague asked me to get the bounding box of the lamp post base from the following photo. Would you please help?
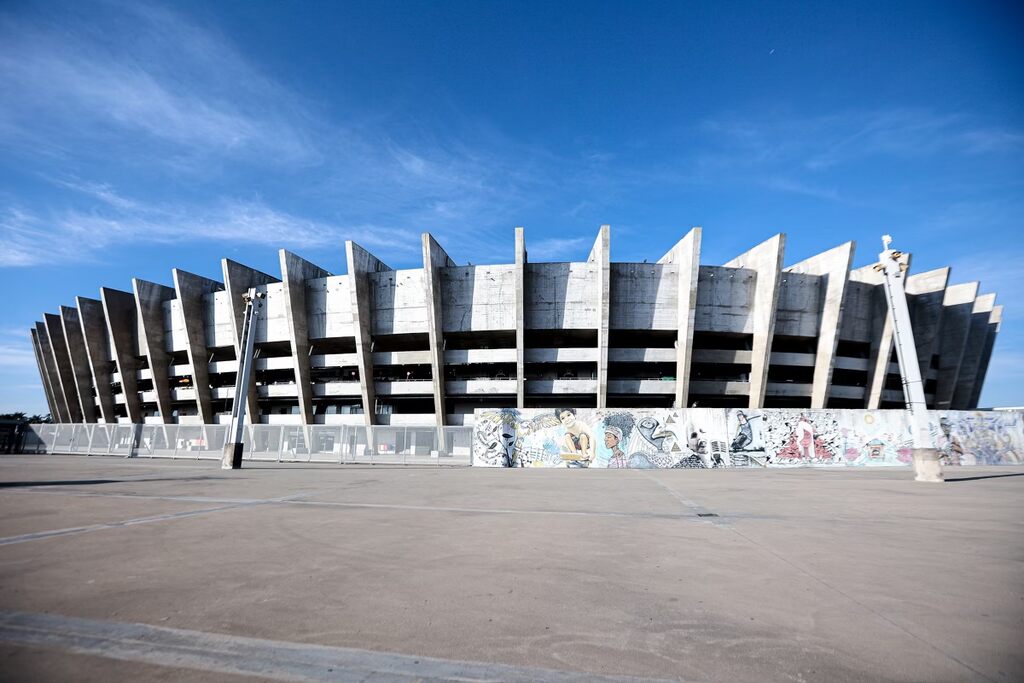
[221,442,243,470]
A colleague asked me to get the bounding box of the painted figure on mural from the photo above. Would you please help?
[938,417,964,466]
[731,411,753,451]
[795,413,815,460]
[604,426,628,468]
[559,408,594,465]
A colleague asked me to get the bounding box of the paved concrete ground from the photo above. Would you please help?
[0,455,1021,682]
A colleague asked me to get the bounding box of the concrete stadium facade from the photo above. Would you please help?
[29,226,1002,428]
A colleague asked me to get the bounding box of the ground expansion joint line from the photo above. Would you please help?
[0,610,680,683]
[724,524,997,683]
[637,472,729,527]
[0,500,268,547]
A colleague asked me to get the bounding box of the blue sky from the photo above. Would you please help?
[1,0,1022,413]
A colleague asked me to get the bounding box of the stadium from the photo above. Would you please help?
[29,226,1001,429]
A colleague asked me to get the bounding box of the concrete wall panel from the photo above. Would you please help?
[609,263,677,330]
[524,262,599,329]
[693,266,756,334]
[441,265,518,332]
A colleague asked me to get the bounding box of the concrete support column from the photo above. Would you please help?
[36,322,69,422]
[345,242,391,426]
[222,260,279,423]
[724,234,786,409]
[172,270,224,424]
[44,313,83,423]
[784,241,855,409]
[951,293,996,409]
[968,304,1001,409]
[279,251,332,426]
[514,227,526,409]
[77,296,117,423]
[851,254,911,409]
[59,305,98,423]
[422,233,456,426]
[29,328,60,421]
[133,279,176,423]
[101,287,143,423]
[933,281,979,409]
[905,267,950,392]
[588,225,611,409]
[658,227,702,408]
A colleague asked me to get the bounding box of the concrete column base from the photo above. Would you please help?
[912,448,944,483]
[221,442,243,470]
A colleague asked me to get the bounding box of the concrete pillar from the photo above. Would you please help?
[951,293,996,409]
[101,287,144,423]
[658,227,702,408]
[724,234,786,409]
[279,251,332,426]
[968,304,1001,409]
[514,227,527,409]
[77,296,118,423]
[29,328,60,421]
[59,305,98,423]
[345,241,391,426]
[133,278,176,423]
[588,225,611,409]
[905,267,950,393]
[784,241,855,409]
[222,260,279,423]
[422,234,456,426]
[850,253,911,409]
[933,281,979,409]
[35,322,69,422]
[44,313,83,423]
[172,269,224,424]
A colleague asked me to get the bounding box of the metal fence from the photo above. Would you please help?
[19,423,474,466]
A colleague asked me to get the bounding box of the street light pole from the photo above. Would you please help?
[222,289,264,470]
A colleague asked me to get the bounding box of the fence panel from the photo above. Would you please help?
[19,423,475,465]
[87,424,111,455]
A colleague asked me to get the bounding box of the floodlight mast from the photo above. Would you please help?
[876,236,943,482]
[221,288,264,470]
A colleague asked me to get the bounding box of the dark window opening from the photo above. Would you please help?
[444,330,516,350]
[310,337,357,354]
[691,332,752,351]
[372,333,430,353]
[525,329,598,348]
[607,329,677,348]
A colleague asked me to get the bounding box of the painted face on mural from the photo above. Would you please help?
[559,410,576,427]
[604,431,619,448]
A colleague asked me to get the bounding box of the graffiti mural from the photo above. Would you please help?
[471,408,729,468]
[934,411,1024,466]
[473,408,1024,468]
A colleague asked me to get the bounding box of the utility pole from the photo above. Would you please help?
[222,289,264,470]
[876,236,943,482]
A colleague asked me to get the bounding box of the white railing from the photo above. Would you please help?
[20,423,473,466]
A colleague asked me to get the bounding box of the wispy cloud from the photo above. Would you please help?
[696,109,1024,202]
[0,1,316,165]
[528,236,592,261]
[0,188,424,268]
[0,2,631,267]
[0,341,34,368]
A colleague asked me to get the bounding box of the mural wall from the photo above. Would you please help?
[471,408,1024,468]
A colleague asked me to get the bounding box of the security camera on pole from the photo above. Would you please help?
[875,236,943,482]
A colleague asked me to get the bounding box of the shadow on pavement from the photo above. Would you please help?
[945,472,1024,483]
